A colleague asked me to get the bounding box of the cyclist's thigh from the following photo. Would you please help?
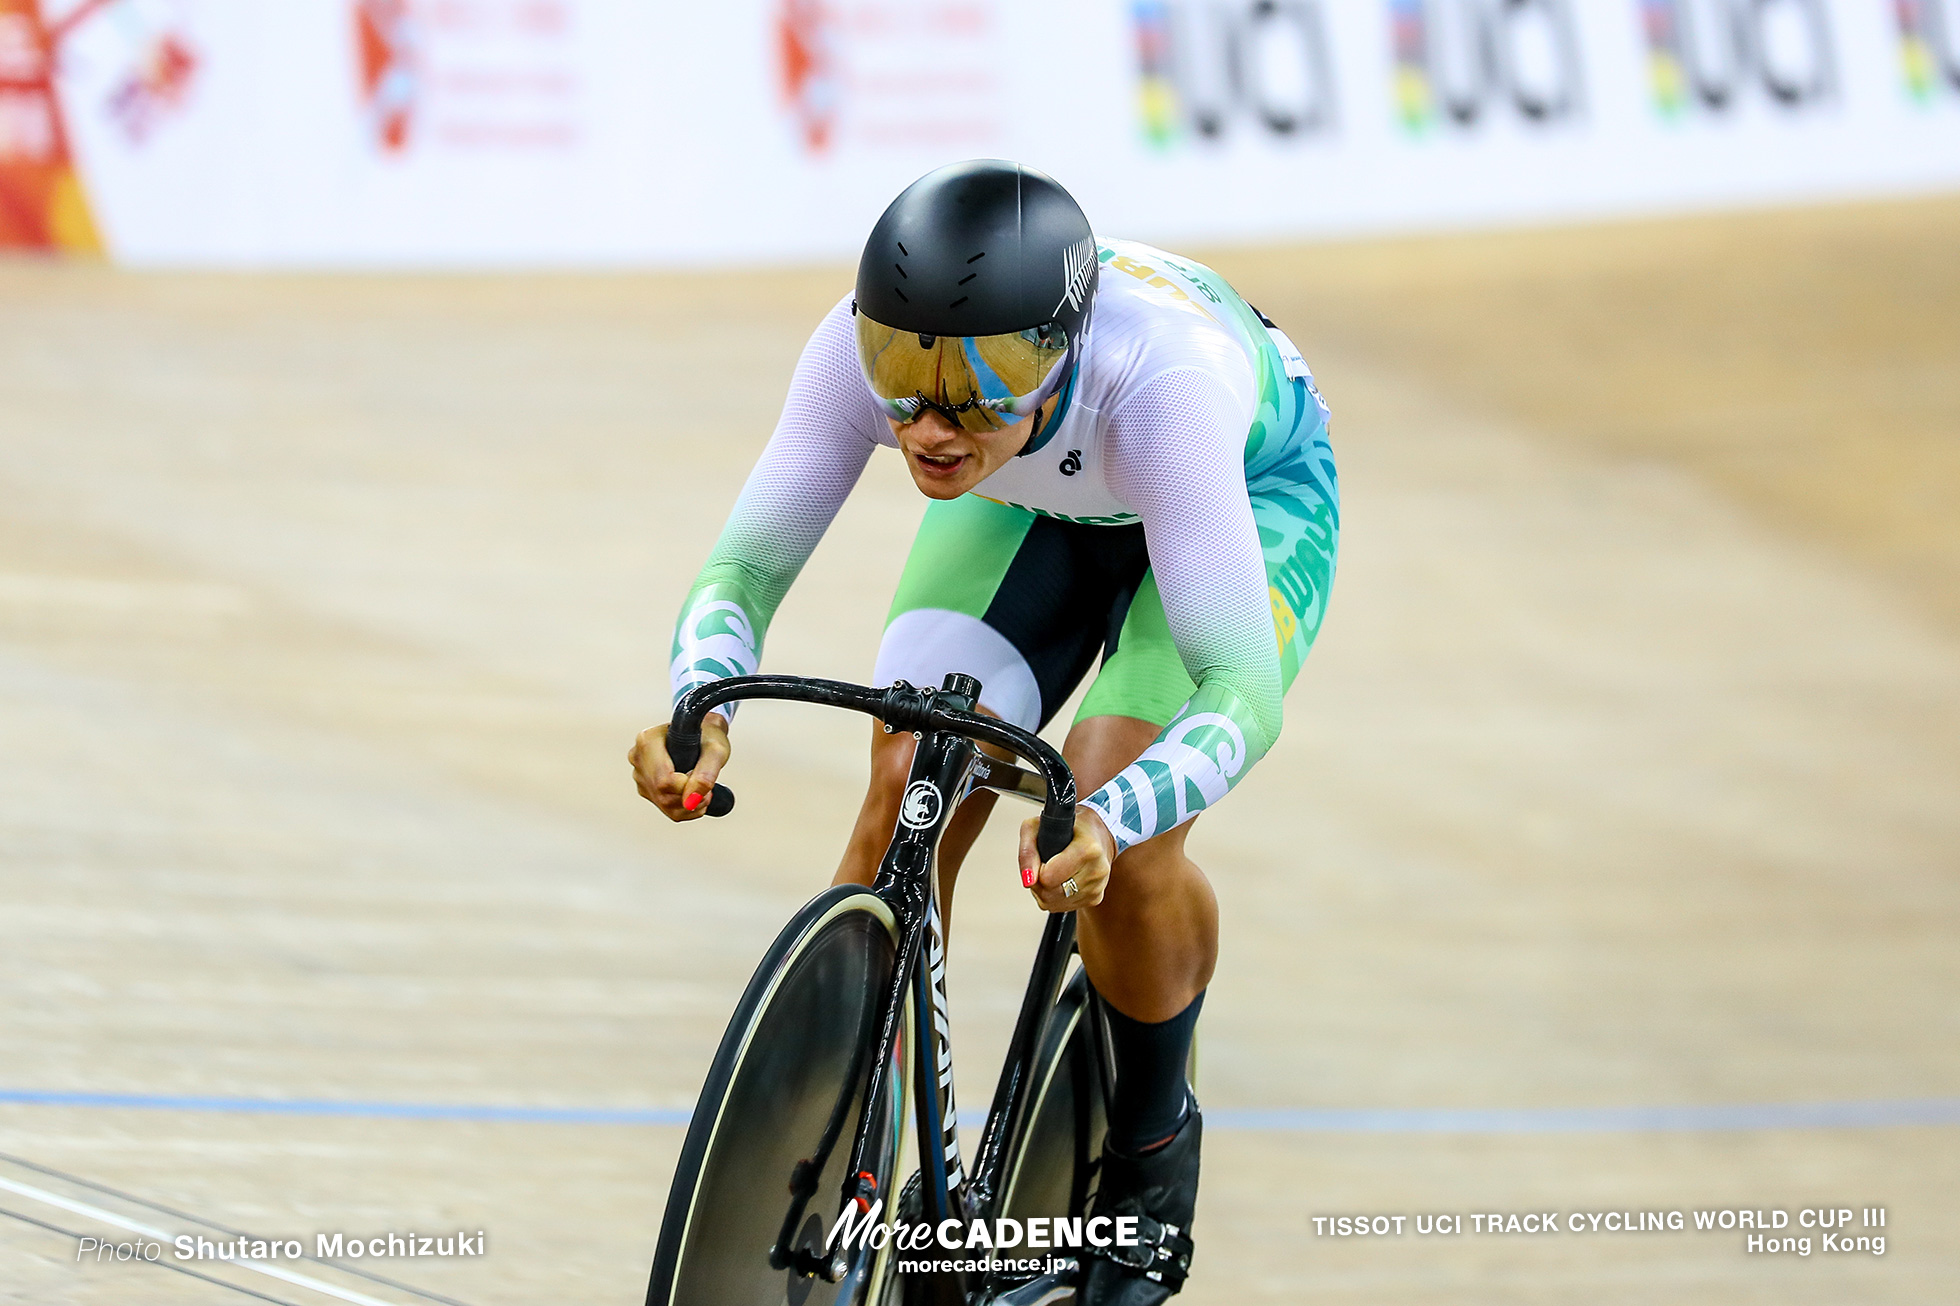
[875,494,1150,731]
[1074,476,1340,730]
[1073,569,1193,733]
[1060,710,1175,798]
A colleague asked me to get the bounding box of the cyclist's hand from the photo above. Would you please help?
[1020,806,1114,912]
[629,712,730,822]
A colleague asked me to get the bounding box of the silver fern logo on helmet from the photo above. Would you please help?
[1056,237,1096,315]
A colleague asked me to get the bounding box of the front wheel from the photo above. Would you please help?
[648,886,906,1306]
[888,967,1110,1306]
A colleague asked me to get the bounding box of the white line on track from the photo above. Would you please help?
[0,573,248,615]
[0,1175,410,1306]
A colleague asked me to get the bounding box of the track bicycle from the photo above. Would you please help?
[645,672,1125,1306]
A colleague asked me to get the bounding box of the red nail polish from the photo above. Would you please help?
[1021,865,1037,888]
[683,792,703,812]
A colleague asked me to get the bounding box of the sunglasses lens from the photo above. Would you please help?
[855,311,1071,428]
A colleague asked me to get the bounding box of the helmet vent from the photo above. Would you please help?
[894,288,909,303]
[897,242,909,256]
[957,273,976,285]
[949,297,968,309]
[966,252,985,263]
[894,263,907,279]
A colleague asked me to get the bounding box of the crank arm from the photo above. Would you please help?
[988,1265,1079,1305]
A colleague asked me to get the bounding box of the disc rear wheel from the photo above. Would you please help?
[996,967,1110,1235]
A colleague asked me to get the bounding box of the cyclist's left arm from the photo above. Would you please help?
[1079,367,1283,855]
[670,301,884,718]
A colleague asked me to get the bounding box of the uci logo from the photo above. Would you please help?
[1896,0,1960,100]
[900,780,942,830]
[1059,449,1083,476]
[1390,0,1586,131]
[1135,0,1338,147]
[1640,0,1837,115]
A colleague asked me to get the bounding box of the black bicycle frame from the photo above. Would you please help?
[668,673,1084,1298]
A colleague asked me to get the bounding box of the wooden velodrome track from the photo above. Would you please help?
[2,197,1956,1304]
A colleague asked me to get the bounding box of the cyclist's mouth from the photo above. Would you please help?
[914,452,969,479]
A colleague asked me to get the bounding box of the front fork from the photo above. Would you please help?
[835,693,983,1246]
[912,888,966,1220]
[770,719,975,1292]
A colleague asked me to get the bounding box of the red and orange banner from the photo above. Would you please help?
[0,0,105,252]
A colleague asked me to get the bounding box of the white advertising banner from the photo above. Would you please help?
[3,0,1957,263]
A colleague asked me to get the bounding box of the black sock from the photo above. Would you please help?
[1102,989,1204,1156]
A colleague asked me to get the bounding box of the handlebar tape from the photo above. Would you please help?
[667,729,701,773]
[665,729,736,819]
[1035,809,1075,865]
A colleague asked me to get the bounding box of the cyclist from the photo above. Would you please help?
[631,159,1338,1303]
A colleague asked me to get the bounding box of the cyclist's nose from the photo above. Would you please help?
[907,411,964,447]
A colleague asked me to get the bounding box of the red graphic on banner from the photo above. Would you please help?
[356,2,577,155]
[774,2,1000,155]
[0,0,106,251]
[355,0,420,152]
[777,0,839,152]
[107,28,195,142]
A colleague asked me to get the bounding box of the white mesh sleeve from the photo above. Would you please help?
[1083,367,1284,851]
[670,299,889,714]
[719,297,889,580]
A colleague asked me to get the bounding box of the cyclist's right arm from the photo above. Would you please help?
[644,300,885,818]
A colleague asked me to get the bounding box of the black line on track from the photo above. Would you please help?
[0,1202,305,1305]
[0,1151,480,1306]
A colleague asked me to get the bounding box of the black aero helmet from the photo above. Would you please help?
[853,159,1097,433]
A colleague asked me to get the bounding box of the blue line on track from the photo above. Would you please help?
[1199,1099,1960,1133]
[0,1089,690,1127]
[4,1088,1957,1133]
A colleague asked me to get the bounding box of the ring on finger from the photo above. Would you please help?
[1061,877,1079,898]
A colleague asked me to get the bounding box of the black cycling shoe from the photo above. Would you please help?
[1080,1099,1201,1304]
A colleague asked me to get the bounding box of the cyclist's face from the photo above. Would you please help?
[888,401,1049,500]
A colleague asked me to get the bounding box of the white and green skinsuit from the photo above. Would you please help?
[673,240,1339,854]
